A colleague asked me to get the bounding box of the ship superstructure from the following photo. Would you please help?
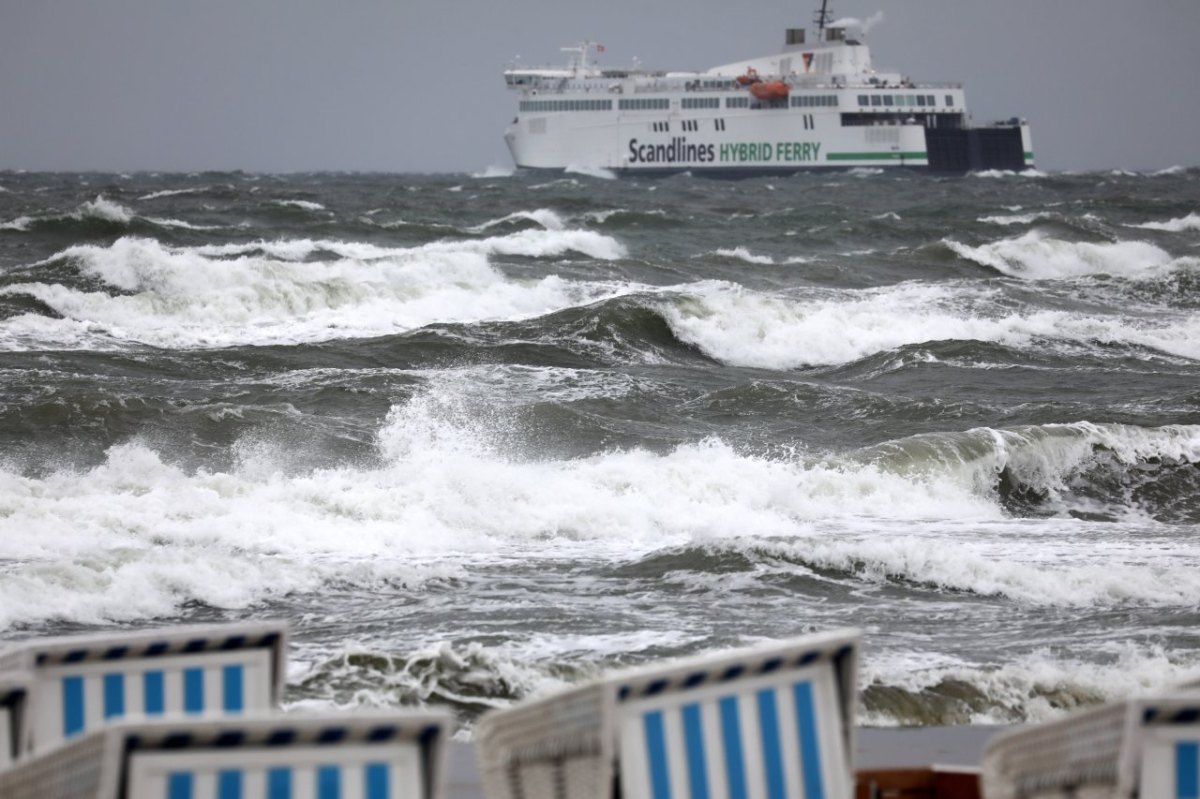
[502,4,1033,175]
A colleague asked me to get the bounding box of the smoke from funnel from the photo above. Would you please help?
[829,11,885,34]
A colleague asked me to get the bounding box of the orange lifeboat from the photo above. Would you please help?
[735,67,760,86]
[749,80,789,101]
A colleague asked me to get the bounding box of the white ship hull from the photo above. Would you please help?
[507,107,954,174]
[502,12,1033,176]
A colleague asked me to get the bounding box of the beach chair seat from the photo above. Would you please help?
[0,621,286,758]
[475,629,861,799]
[981,694,1200,799]
[0,709,451,799]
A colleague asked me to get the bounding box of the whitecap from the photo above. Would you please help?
[471,165,515,179]
[710,247,776,265]
[1126,212,1200,232]
[564,164,617,180]
[137,187,205,201]
[1,230,630,349]
[272,199,325,211]
[657,279,1200,368]
[946,229,1176,279]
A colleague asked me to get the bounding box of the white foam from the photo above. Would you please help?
[712,247,775,265]
[658,280,1200,368]
[1,404,1196,630]
[137,187,205,201]
[77,195,133,222]
[2,231,630,349]
[0,312,122,352]
[1127,212,1200,232]
[977,212,1051,226]
[1153,165,1188,176]
[946,230,1177,279]
[0,216,33,231]
[565,164,617,180]
[467,209,566,233]
[1,195,133,231]
[471,165,516,179]
[973,169,1045,179]
[145,217,222,231]
[529,179,580,190]
[863,642,1200,724]
[848,168,884,177]
[272,199,325,211]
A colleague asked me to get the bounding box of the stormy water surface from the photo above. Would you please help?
[1,167,1198,728]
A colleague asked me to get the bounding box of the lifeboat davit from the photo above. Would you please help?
[735,68,760,86]
[749,80,789,101]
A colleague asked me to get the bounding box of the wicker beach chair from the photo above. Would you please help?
[0,621,286,759]
[981,694,1200,799]
[0,709,451,799]
[0,671,30,769]
[475,629,861,799]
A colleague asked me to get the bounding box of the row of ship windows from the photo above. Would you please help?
[858,94,955,108]
[520,94,842,113]
[518,99,615,112]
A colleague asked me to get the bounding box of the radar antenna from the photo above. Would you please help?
[814,0,832,37]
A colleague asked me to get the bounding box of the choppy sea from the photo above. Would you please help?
[1,165,1198,730]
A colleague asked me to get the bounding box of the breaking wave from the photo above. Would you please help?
[1128,212,1200,232]
[1,383,1196,631]
[861,644,1200,725]
[946,230,1180,279]
[655,280,1200,368]
[0,230,630,349]
[1,195,133,232]
[288,634,1199,727]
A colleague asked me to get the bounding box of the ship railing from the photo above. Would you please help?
[515,77,964,95]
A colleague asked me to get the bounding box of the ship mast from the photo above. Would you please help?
[814,0,832,39]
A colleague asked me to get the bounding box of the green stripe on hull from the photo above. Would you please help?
[826,152,928,162]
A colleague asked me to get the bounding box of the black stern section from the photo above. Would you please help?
[925,126,1027,173]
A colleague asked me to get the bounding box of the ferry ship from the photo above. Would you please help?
[502,2,1033,176]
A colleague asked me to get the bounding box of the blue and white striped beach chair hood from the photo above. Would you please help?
[475,628,861,799]
[0,621,287,758]
[982,693,1200,799]
[0,709,452,799]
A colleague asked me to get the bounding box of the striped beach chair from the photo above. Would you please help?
[0,710,452,799]
[475,629,861,799]
[0,672,30,770]
[0,621,286,758]
[982,694,1200,799]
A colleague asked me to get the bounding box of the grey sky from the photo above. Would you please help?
[2,0,1197,173]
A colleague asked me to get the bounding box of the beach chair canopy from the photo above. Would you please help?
[475,628,861,799]
[0,709,452,799]
[0,621,287,758]
[982,694,1200,799]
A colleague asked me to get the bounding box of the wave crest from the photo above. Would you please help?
[947,230,1177,279]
